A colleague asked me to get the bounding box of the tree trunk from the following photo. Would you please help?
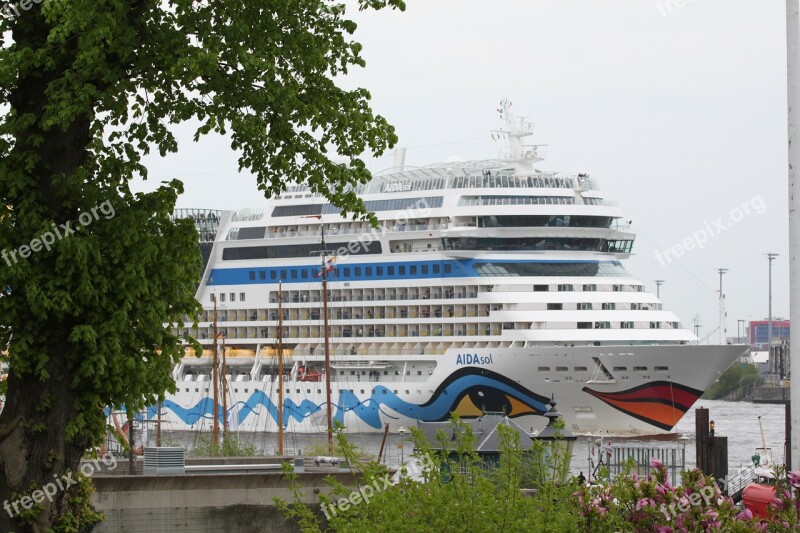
[0,9,96,530]
[0,358,93,532]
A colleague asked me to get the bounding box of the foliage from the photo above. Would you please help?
[190,433,259,458]
[703,363,762,400]
[276,420,582,533]
[276,421,800,533]
[0,0,404,528]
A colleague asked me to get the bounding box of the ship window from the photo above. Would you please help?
[558,284,573,292]
[291,270,298,279]
[272,204,323,217]
[259,271,266,280]
[538,367,550,372]
[240,293,245,301]
[634,366,647,372]
[655,366,669,372]
[621,322,634,329]
[547,303,563,310]
[574,366,588,372]
[220,293,226,302]
[410,265,417,275]
[322,196,444,214]
[399,266,406,275]
[613,366,627,371]
[270,271,277,279]
[577,322,592,329]
[249,271,255,280]
[302,270,308,279]
[433,264,440,274]
[578,303,592,310]
[210,294,215,302]
[444,264,452,274]
[377,267,383,276]
[583,284,597,291]
[366,267,373,276]
[650,322,661,329]
[556,366,568,372]
[355,267,362,276]
[421,265,428,274]
[595,322,610,329]
[534,285,549,292]
[602,303,615,310]
[223,241,382,260]
[343,268,350,276]
[388,266,395,275]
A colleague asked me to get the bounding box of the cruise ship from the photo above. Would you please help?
[158,101,745,437]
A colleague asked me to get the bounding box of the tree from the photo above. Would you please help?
[0,0,403,529]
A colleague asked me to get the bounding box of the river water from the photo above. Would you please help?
[146,399,789,476]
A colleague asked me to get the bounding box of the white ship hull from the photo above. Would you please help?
[153,343,744,436]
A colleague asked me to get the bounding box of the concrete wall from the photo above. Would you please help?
[92,471,358,532]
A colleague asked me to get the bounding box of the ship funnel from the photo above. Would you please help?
[393,147,407,170]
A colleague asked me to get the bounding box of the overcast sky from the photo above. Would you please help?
[133,0,791,342]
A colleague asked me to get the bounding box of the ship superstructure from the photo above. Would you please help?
[160,101,744,436]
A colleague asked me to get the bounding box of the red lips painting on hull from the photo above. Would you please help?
[582,381,703,431]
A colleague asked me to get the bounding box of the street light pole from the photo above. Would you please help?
[398,427,407,465]
[717,268,728,344]
[654,280,665,299]
[766,254,779,350]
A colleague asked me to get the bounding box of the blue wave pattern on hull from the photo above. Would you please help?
[147,369,550,429]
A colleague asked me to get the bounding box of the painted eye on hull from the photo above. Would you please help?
[452,389,540,419]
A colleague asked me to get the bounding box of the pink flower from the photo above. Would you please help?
[651,457,663,469]
[736,508,753,520]
[656,484,666,496]
[789,470,800,488]
[636,497,651,510]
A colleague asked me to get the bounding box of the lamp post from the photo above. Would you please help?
[766,253,779,350]
[654,280,665,299]
[717,268,728,344]
[531,397,576,484]
[398,426,408,465]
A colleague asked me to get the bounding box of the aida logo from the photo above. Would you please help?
[455,354,494,365]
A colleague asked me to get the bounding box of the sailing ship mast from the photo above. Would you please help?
[321,225,334,454]
[221,333,228,439]
[277,280,285,456]
[212,294,220,447]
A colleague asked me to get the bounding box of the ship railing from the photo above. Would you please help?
[725,465,757,501]
[261,223,448,239]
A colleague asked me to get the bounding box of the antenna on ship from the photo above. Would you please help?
[492,99,545,167]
